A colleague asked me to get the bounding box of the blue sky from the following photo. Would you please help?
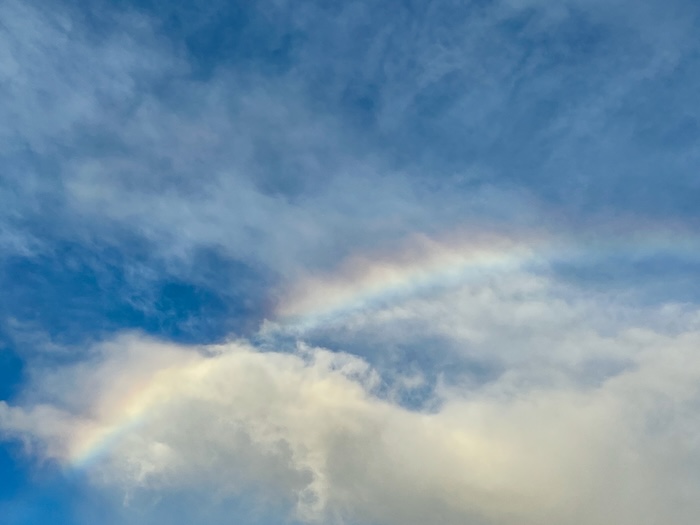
[2,0,700,524]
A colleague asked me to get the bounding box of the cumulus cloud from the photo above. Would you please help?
[4,268,700,525]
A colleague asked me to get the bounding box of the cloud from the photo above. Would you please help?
[1,0,540,287]
[264,227,700,384]
[3,0,700,524]
[4,0,698,310]
[3,268,700,525]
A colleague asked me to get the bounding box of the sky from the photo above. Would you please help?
[1,0,700,524]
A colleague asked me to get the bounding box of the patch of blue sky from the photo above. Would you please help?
[551,254,700,306]
[304,328,502,411]
[0,450,86,525]
[91,0,303,78]
[0,240,267,350]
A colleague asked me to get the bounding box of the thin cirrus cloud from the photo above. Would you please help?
[2,0,700,524]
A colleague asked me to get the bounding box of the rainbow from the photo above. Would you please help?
[68,352,213,469]
[68,225,700,469]
[69,386,155,470]
[273,226,700,329]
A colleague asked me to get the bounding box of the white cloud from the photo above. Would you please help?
[3,285,700,525]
